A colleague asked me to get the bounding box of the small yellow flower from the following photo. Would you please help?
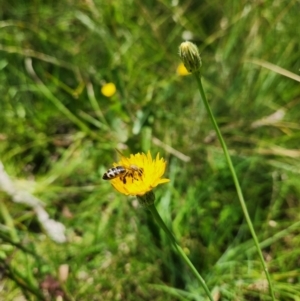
[101,82,116,97]
[176,62,190,76]
[104,151,170,196]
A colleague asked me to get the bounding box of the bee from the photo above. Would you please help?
[103,165,143,184]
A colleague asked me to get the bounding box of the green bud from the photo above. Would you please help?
[136,191,155,207]
[179,41,201,73]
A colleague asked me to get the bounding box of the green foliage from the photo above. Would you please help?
[0,0,300,300]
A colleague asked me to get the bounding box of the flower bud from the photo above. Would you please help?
[178,41,201,73]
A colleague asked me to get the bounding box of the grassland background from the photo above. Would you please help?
[1,0,300,300]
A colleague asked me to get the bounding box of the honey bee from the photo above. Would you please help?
[102,165,143,184]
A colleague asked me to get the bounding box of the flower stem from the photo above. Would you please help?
[147,204,214,301]
[194,72,276,300]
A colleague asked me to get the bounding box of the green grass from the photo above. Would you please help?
[1,0,300,300]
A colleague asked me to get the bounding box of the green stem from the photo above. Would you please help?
[2,260,45,300]
[0,200,19,243]
[194,72,276,300]
[147,204,214,301]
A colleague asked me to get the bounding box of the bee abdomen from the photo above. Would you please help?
[102,166,126,180]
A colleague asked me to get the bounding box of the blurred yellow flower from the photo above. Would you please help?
[101,82,116,97]
[103,151,170,196]
[176,62,190,76]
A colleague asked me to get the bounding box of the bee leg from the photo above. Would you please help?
[121,176,126,184]
[128,172,133,183]
[136,168,143,178]
[139,168,144,176]
[121,172,128,184]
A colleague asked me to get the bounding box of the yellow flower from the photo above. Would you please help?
[101,82,116,97]
[176,62,190,76]
[104,151,170,196]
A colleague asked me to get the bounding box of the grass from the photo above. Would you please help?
[1,0,300,300]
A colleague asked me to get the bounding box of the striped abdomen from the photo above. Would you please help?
[102,166,126,180]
